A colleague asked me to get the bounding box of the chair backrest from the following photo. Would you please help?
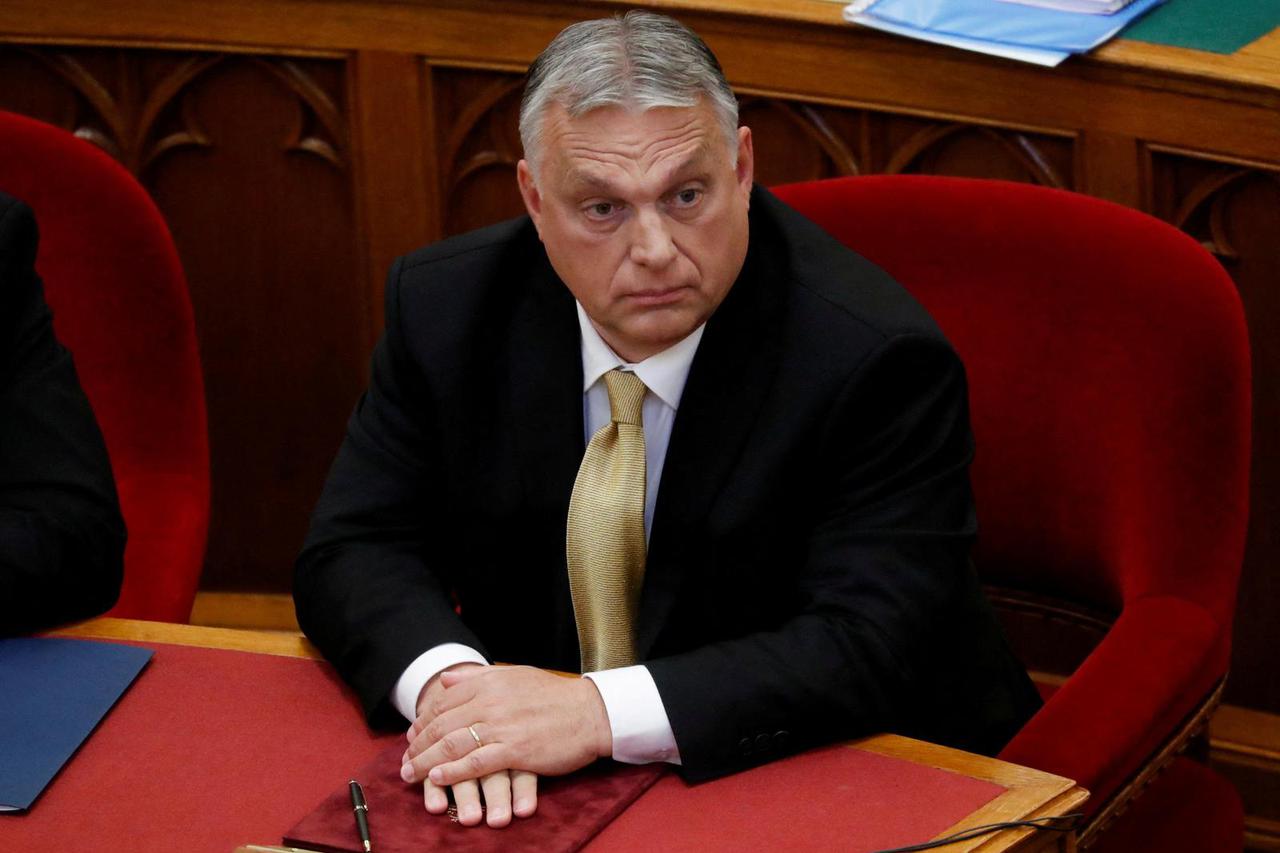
[773,176,1249,647]
[0,110,210,622]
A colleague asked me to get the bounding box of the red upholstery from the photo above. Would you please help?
[773,176,1250,839]
[1038,682,1243,852]
[1090,757,1244,853]
[0,110,209,622]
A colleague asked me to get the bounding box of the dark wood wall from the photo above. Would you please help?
[0,2,1276,731]
[0,46,370,596]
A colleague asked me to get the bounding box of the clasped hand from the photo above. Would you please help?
[401,664,612,828]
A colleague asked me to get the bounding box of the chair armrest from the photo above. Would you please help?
[998,594,1223,811]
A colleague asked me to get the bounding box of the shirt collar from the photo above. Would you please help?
[576,301,704,411]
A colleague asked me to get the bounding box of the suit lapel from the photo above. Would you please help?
[507,252,584,666]
[638,210,788,657]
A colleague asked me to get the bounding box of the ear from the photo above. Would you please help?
[516,159,545,238]
[734,126,755,206]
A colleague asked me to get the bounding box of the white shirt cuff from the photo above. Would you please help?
[391,643,489,723]
[585,665,682,765]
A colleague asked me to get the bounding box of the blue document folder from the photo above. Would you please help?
[860,0,1166,52]
[0,637,152,812]
[848,11,1072,64]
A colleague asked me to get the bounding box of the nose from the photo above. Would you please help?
[628,207,677,270]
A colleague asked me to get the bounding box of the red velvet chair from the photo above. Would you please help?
[0,110,210,623]
[773,175,1249,850]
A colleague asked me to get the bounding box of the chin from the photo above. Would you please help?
[629,318,701,352]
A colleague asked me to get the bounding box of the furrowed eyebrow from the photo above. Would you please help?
[669,170,712,189]
[564,171,617,197]
[659,148,716,188]
[564,144,719,200]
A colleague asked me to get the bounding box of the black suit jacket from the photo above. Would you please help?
[296,186,1040,781]
[0,192,125,635]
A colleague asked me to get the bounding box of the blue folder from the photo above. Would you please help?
[0,637,152,812]
[861,0,1166,52]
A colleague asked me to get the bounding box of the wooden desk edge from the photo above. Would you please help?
[46,616,322,659]
[853,734,1087,852]
[0,0,1275,94]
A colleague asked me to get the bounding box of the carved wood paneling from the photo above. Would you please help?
[0,48,347,175]
[753,103,1077,187]
[0,45,364,592]
[740,97,862,185]
[427,70,1077,236]
[1150,150,1280,714]
[0,48,100,144]
[874,115,1074,187]
[432,67,526,237]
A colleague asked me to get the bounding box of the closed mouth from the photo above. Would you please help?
[626,286,688,304]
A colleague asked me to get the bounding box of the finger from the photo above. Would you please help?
[439,666,489,688]
[422,777,449,814]
[407,711,429,743]
[419,676,481,722]
[406,706,483,761]
[511,770,538,818]
[480,770,513,828]
[404,724,488,781]
[407,708,440,742]
[428,744,505,787]
[452,779,484,827]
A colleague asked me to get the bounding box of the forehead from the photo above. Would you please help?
[540,102,727,188]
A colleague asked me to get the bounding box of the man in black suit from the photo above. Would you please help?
[296,11,1039,829]
[0,191,125,634]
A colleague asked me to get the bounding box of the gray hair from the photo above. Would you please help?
[518,11,740,175]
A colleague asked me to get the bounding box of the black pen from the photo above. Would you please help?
[349,779,372,853]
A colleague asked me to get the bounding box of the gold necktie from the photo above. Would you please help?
[566,369,648,672]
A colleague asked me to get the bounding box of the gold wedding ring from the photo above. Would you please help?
[467,724,483,749]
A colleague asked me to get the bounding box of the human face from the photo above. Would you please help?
[517,102,754,363]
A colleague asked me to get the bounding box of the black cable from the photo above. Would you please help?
[868,812,1084,852]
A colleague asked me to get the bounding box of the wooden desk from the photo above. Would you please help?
[10,618,1086,853]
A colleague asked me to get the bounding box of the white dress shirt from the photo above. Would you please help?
[391,302,705,766]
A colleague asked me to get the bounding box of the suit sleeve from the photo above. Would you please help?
[294,260,486,728]
[647,332,983,780]
[0,198,125,636]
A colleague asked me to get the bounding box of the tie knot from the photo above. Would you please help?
[604,369,646,426]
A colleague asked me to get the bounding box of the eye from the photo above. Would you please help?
[583,201,619,220]
[672,187,703,208]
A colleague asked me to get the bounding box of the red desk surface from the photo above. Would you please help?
[0,640,1007,852]
[0,642,398,853]
[590,746,1004,852]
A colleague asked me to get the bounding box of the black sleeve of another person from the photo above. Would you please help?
[0,193,125,635]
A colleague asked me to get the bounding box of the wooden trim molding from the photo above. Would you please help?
[49,616,320,659]
[190,591,301,632]
[1212,704,1280,852]
[1215,704,1280,765]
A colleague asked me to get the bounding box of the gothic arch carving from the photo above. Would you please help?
[739,96,861,177]
[440,76,525,194]
[15,48,347,175]
[885,122,1068,188]
[1167,167,1280,262]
